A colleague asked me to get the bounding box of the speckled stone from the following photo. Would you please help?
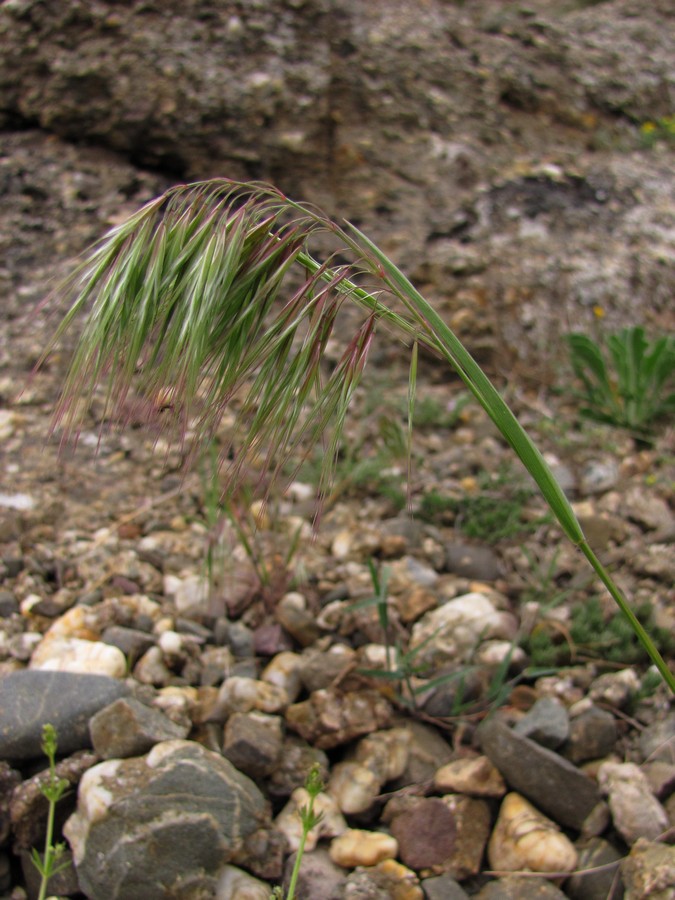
[0,670,131,760]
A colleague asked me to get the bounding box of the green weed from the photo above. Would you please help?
[32,724,69,900]
[272,764,324,900]
[525,596,675,668]
[566,326,675,436]
[420,464,552,542]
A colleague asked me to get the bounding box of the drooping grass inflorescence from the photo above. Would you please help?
[41,179,675,692]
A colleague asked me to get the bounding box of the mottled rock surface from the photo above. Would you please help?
[64,739,270,900]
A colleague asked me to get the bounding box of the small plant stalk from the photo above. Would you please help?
[32,724,69,900]
[284,764,324,900]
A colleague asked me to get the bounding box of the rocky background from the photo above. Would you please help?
[0,1,674,898]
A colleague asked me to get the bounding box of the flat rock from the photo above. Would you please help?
[478,715,601,831]
[389,797,457,870]
[0,671,131,760]
[89,696,190,759]
[513,697,569,750]
[64,739,270,900]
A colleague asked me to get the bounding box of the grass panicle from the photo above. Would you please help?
[42,179,674,692]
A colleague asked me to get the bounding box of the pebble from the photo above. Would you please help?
[409,592,514,668]
[266,734,329,799]
[566,836,624,900]
[343,858,423,899]
[329,761,381,814]
[580,460,619,495]
[0,670,130,759]
[299,643,356,693]
[597,761,670,845]
[445,542,503,581]
[275,591,321,646]
[133,645,174,685]
[513,697,570,750]
[563,705,618,764]
[285,687,392,750]
[639,713,675,763]
[621,838,675,899]
[260,650,303,702]
[476,875,569,899]
[329,828,399,868]
[89,696,190,759]
[281,847,345,899]
[589,668,640,708]
[216,864,271,900]
[274,787,346,852]
[64,739,270,899]
[441,794,492,880]
[354,727,412,783]
[209,675,289,719]
[478,715,601,831]
[488,792,579,875]
[29,633,127,677]
[389,797,456,870]
[421,874,471,899]
[222,711,283,778]
[434,755,506,797]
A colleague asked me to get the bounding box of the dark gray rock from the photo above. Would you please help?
[222,711,283,779]
[0,762,20,844]
[89,696,190,759]
[639,713,675,764]
[422,874,471,900]
[445,541,503,581]
[567,837,624,900]
[563,706,618,764]
[0,671,131,760]
[101,625,156,665]
[475,876,569,899]
[478,715,601,831]
[513,697,570,750]
[64,739,270,900]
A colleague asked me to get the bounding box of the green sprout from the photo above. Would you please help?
[283,764,324,900]
[41,179,674,692]
[32,724,70,900]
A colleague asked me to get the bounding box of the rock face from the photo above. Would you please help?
[64,739,270,900]
[1,0,674,371]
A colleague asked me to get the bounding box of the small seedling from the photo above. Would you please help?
[566,326,675,436]
[32,724,70,900]
[278,764,324,900]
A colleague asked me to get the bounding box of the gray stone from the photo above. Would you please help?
[598,761,669,846]
[222,711,283,779]
[0,670,131,760]
[282,847,345,900]
[639,714,675,764]
[445,541,503,581]
[89,696,190,759]
[567,837,624,900]
[513,697,570,750]
[563,706,618,764]
[478,715,601,831]
[266,735,329,800]
[101,625,156,665]
[421,874,471,900]
[64,739,270,900]
[388,720,453,790]
[475,876,569,899]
